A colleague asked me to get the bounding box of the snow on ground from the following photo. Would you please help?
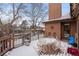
[31,34,44,41]
[4,40,38,56]
[4,37,72,56]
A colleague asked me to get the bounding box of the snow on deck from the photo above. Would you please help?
[4,38,72,56]
[4,40,38,56]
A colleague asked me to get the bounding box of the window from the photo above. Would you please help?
[64,23,70,38]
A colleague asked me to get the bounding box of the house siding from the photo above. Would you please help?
[49,3,61,19]
[45,21,61,39]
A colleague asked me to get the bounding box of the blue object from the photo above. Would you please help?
[69,35,75,45]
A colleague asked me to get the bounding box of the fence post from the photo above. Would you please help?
[12,34,15,48]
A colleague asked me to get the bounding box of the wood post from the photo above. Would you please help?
[77,20,79,48]
[13,34,15,48]
[0,34,15,55]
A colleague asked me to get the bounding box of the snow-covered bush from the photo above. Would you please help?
[36,38,72,56]
[37,41,62,55]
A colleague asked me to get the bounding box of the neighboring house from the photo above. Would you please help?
[44,3,79,45]
[13,25,22,34]
[36,25,45,34]
[20,20,30,32]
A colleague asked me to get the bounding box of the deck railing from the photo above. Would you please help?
[0,34,14,56]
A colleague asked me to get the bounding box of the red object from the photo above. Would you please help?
[67,47,79,56]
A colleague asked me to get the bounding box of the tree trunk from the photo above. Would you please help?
[37,30,39,39]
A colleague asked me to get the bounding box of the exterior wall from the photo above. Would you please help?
[49,3,61,19]
[70,21,77,36]
[61,22,64,40]
[76,20,79,46]
[44,3,62,39]
[45,21,61,39]
[70,21,78,45]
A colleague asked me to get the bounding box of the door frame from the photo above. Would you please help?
[61,22,71,40]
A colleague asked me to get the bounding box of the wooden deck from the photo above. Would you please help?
[0,32,31,56]
[0,34,14,56]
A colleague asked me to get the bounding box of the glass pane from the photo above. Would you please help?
[64,23,70,38]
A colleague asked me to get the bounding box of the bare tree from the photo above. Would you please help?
[10,3,23,25]
[0,3,48,40]
[21,3,48,40]
[23,3,48,31]
[0,3,24,35]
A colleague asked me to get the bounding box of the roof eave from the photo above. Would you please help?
[43,18,71,23]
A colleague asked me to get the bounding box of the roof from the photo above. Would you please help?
[43,13,71,23]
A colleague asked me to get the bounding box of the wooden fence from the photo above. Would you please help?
[14,32,31,48]
[0,33,31,56]
[0,34,14,56]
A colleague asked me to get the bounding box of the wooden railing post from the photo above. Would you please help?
[12,34,15,48]
[0,34,15,55]
[9,35,11,50]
